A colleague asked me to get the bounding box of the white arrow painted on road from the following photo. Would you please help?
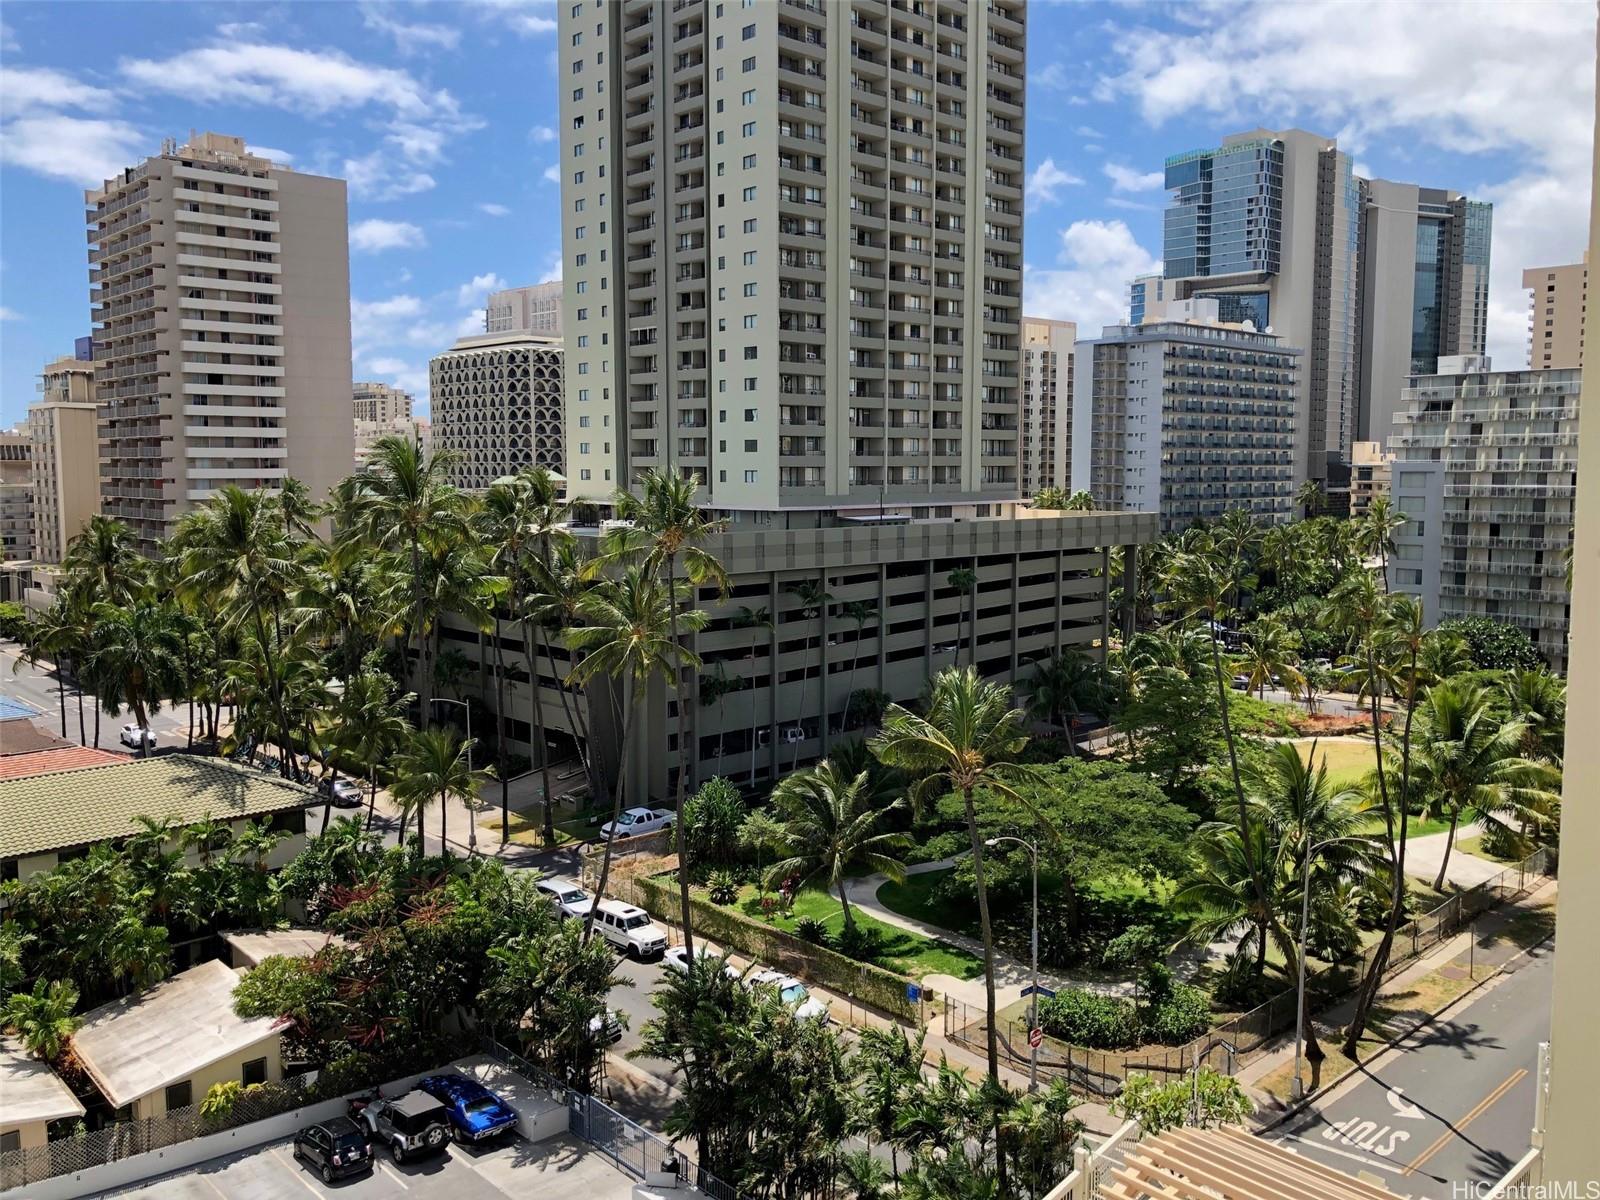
[1386,1088,1425,1120]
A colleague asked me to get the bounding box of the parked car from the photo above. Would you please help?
[353,1090,452,1162]
[598,806,676,840]
[317,777,363,808]
[1230,674,1250,691]
[749,969,830,1022]
[591,900,669,959]
[418,1073,519,1143]
[588,1009,625,1045]
[119,723,157,749]
[663,944,740,978]
[535,878,594,921]
[292,1116,373,1183]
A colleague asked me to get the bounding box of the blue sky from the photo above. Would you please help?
[1,0,1593,425]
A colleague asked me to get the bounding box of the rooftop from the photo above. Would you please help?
[71,960,280,1109]
[0,1037,85,1130]
[221,928,345,968]
[1105,1126,1405,1200]
[0,754,312,860]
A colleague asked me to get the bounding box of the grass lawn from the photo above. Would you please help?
[1456,833,1520,864]
[875,869,970,932]
[479,808,588,847]
[720,883,984,981]
[1284,737,1377,791]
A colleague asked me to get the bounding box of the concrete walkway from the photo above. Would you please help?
[1401,823,1502,889]
[843,858,1137,1009]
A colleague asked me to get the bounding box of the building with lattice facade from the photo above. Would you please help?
[429,332,563,491]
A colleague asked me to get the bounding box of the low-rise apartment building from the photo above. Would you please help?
[1347,440,1394,519]
[1389,356,1576,671]
[0,1039,84,1155]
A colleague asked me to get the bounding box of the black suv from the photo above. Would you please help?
[292,1116,373,1183]
[356,1090,453,1163]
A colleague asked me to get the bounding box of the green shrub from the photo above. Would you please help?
[707,869,740,905]
[1037,989,1140,1050]
[1141,982,1211,1046]
[199,1080,244,1123]
[834,921,880,962]
[794,916,829,945]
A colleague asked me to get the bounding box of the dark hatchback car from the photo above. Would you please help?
[292,1116,373,1183]
[418,1073,519,1143]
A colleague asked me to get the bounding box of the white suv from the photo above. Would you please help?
[535,879,594,921]
[591,900,669,960]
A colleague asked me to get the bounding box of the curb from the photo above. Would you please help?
[1252,932,1553,1133]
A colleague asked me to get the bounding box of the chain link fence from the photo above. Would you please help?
[947,846,1554,1097]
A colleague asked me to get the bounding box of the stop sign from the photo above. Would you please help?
[1029,1027,1043,1049]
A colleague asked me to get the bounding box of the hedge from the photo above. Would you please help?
[622,871,921,1023]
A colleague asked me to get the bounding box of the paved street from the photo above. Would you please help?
[2,641,193,751]
[1271,940,1552,1198]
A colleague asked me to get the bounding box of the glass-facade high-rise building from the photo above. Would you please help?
[1156,127,1491,487]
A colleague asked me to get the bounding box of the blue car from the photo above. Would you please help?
[418,1074,519,1143]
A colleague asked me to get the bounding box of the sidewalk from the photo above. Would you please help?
[1236,876,1558,1125]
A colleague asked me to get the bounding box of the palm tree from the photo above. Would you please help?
[698,667,739,765]
[345,436,468,719]
[784,578,833,770]
[567,566,705,937]
[17,601,77,740]
[1176,819,1280,979]
[765,760,909,932]
[392,727,480,858]
[1237,614,1303,701]
[336,670,414,832]
[871,666,1031,1189]
[1021,648,1101,755]
[172,486,304,773]
[1358,495,1407,592]
[734,605,772,785]
[946,566,977,668]
[1295,479,1324,520]
[840,599,878,724]
[1501,668,1565,765]
[1411,681,1558,889]
[86,600,183,757]
[62,514,145,607]
[1063,489,1095,511]
[2,979,80,1063]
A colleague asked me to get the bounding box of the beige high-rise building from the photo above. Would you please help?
[0,427,33,563]
[352,381,413,424]
[1523,255,1587,371]
[430,332,564,491]
[88,131,353,552]
[1020,318,1075,497]
[558,0,1026,519]
[485,283,563,336]
[29,355,102,565]
[1346,440,1393,519]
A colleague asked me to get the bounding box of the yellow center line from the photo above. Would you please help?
[1401,1068,1526,1177]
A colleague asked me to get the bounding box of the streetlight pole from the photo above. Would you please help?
[430,697,476,857]
[987,835,1039,1092]
[1292,834,1368,1100]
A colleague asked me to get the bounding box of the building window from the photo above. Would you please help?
[0,1132,18,1155]
[743,315,757,329]
[742,23,755,39]
[744,377,758,391]
[743,218,757,233]
[165,1081,193,1112]
[744,470,758,482]
[742,56,756,72]
[742,89,756,105]
[744,346,758,359]
[242,1057,268,1087]
[744,408,758,421]
[743,282,757,296]
[743,122,756,138]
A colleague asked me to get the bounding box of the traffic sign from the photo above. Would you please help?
[906,983,922,1002]
[1019,985,1056,1000]
[1029,1027,1044,1049]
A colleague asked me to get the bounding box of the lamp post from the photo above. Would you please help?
[430,697,476,857]
[986,835,1039,1092]
[1292,834,1368,1100]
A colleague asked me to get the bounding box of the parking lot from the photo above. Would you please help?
[96,1131,638,1200]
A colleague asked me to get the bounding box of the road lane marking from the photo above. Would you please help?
[377,1157,412,1190]
[1400,1068,1526,1178]
[1275,1132,1407,1176]
[268,1147,328,1199]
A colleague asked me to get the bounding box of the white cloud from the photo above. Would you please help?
[478,203,511,217]
[0,114,145,185]
[1032,63,1072,91]
[542,163,560,184]
[0,306,19,321]
[362,356,430,397]
[350,219,426,254]
[1024,219,1161,336]
[1103,162,1164,193]
[0,66,117,117]
[351,294,426,351]
[1106,197,1158,213]
[1076,125,1104,140]
[246,143,293,165]
[343,150,436,202]
[361,5,461,54]
[536,251,562,285]
[530,125,557,144]
[1098,0,1595,368]
[1025,158,1083,210]
[1,21,19,53]
[457,272,508,308]
[472,0,558,36]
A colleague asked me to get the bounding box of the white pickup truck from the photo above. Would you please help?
[597,806,676,841]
